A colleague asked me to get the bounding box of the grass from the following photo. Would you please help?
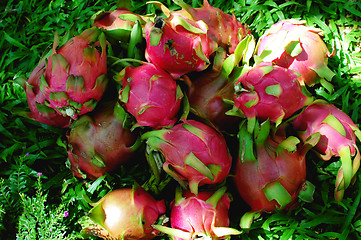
[1,0,361,239]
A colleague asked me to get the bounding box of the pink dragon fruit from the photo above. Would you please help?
[255,19,335,86]
[67,101,140,179]
[233,62,312,125]
[171,0,251,54]
[141,119,232,194]
[87,186,166,239]
[293,101,361,200]
[39,27,108,120]
[233,121,315,228]
[16,57,72,128]
[93,8,146,47]
[93,8,145,41]
[153,187,241,239]
[116,62,183,129]
[234,133,306,213]
[144,13,217,78]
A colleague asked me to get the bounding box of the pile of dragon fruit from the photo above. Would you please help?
[18,0,361,239]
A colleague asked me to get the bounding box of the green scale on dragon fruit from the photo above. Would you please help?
[153,187,241,240]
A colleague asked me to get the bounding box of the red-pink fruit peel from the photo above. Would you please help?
[93,8,145,31]
[234,121,310,215]
[153,187,241,239]
[142,120,232,195]
[40,28,108,119]
[293,101,361,201]
[93,8,145,59]
[145,14,217,78]
[233,62,313,125]
[187,67,240,132]
[15,57,72,128]
[88,186,166,240]
[67,101,140,179]
[255,19,335,86]
[172,0,252,54]
[117,62,183,129]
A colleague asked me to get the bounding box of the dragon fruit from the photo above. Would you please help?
[171,0,251,54]
[39,27,108,120]
[292,101,361,200]
[153,187,241,239]
[87,186,166,239]
[255,19,335,86]
[144,13,217,78]
[187,68,240,132]
[16,57,72,128]
[67,101,140,179]
[233,62,312,126]
[116,62,183,129]
[233,120,316,228]
[93,8,145,42]
[234,133,306,213]
[187,40,255,132]
[141,119,232,194]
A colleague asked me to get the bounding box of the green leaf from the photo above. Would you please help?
[3,32,27,49]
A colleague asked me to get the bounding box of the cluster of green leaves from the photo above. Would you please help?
[0,0,360,239]
[17,174,75,240]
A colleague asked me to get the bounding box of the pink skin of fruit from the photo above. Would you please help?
[93,9,142,31]
[144,14,217,78]
[171,191,228,239]
[172,0,251,54]
[88,186,166,240]
[293,101,361,200]
[41,27,108,120]
[93,8,146,43]
[67,102,139,180]
[188,69,240,132]
[233,119,318,229]
[171,189,231,239]
[16,58,72,128]
[233,135,307,213]
[142,120,232,194]
[153,187,241,239]
[233,62,312,125]
[118,62,183,129]
[256,19,334,86]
